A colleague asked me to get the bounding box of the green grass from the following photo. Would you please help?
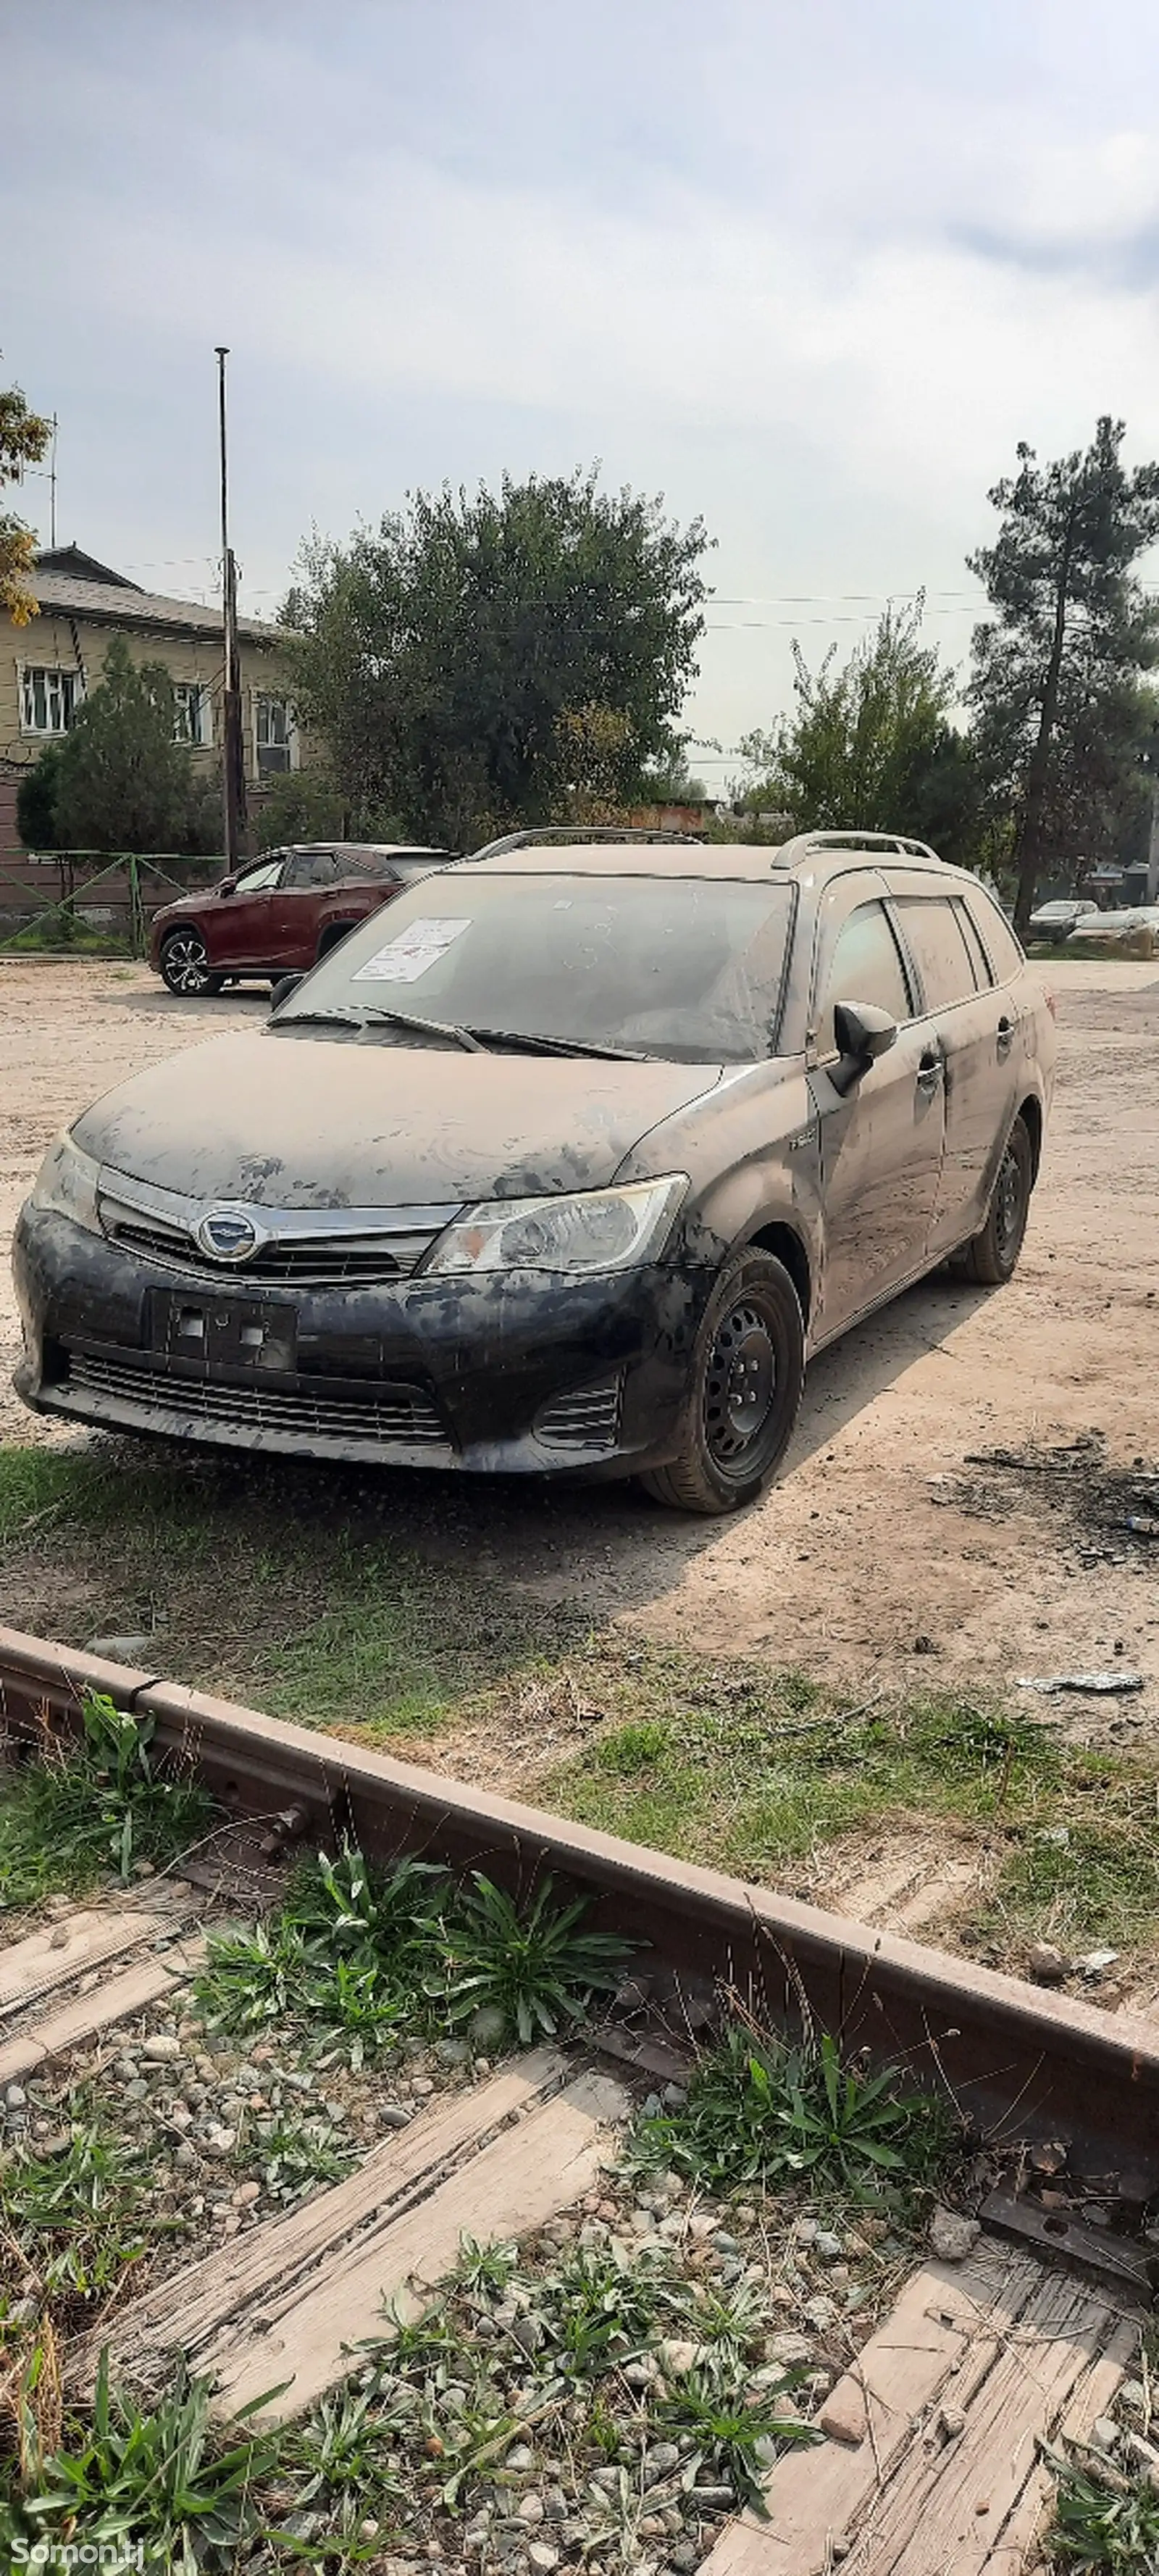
[629,2023,958,2209]
[194,1843,633,2057]
[7,1441,1159,1968]
[0,1690,213,1909]
[1047,2455,1159,2571]
[0,1443,576,1738]
[550,1665,1064,1870]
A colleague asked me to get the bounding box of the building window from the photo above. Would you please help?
[20,665,83,735]
[172,681,211,747]
[255,693,296,774]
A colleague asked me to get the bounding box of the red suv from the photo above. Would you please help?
[150,843,457,996]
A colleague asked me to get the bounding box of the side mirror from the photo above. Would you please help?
[270,972,304,1012]
[218,878,235,898]
[829,999,898,1097]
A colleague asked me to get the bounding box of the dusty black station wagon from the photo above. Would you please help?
[14,830,1055,1513]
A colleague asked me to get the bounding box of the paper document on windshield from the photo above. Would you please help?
[352,919,470,983]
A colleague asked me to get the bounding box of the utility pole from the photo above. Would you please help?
[214,347,247,868]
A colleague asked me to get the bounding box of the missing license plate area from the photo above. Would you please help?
[151,1291,296,1374]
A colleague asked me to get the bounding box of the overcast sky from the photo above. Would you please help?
[7,0,1159,777]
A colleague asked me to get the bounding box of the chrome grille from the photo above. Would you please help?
[535,1375,623,1451]
[64,1352,448,1448]
[103,1217,438,1288]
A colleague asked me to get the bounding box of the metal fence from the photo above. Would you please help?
[0,850,224,954]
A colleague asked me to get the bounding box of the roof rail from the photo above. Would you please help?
[467,825,710,862]
[776,829,942,864]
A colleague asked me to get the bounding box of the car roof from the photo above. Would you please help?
[466,831,960,885]
[281,842,450,858]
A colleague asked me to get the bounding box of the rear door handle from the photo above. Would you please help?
[997,1014,1015,1059]
[916,1049,943,1097]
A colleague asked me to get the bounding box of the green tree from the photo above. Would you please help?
[54,636,196,852]
[967,417,1159,932]
[1,377,52,625]
[740,603,981,862]
[16,744,63,850]
[282,469,710,847]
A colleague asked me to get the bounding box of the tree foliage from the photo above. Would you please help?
[740,604,981,863]
[16,746,64,851]
[967,417,1159,929]
[0,378,51,626]
[53,638,199,853]
[281,469,711,847]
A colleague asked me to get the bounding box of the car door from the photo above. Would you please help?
[266,848,346,966]
[888,883,1018,1259]
[806,875,947,1341]
[209,856,286,966]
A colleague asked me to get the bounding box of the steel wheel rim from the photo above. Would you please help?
[165,933,209,993]
[995,1143,1024,1259]
[703,1298,777,1466]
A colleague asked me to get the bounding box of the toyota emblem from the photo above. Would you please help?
[195,1206,261,1263]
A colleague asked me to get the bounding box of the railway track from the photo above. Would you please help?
[1,1620,1158,2572]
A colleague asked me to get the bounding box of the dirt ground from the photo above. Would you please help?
[2,953,1158,1702]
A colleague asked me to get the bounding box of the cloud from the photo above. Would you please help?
[7,0,1159,746]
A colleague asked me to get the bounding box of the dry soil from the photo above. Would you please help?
[1,954,1157,1701]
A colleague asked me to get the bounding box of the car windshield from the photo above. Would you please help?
[273,870,795,1063]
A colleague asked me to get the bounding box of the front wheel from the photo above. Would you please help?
[956,1115,1034,1285]
[640,1249,805,1514]
[159,929,223,997]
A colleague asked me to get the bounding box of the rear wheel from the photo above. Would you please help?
[640,1249,805,1515]
[956,1115,1034,1285]
[315,920,358,963]
[159,928,223,997]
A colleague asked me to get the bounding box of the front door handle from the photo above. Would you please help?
[997,1013,1015,1059]
[916,1049,943,1098]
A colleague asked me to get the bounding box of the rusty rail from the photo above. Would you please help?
[2,1621,1157,2191]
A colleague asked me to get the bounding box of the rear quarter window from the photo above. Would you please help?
[963,887,1025,983]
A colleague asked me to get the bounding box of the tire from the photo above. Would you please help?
[957,1115,1034,1285]
[159,928,223,998]
[315,920,358,964]
[640,1249,806,1515]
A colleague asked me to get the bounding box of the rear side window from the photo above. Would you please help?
[817,901,912,1053]
[963,887,1025,983]
[286,851,343,888]
[892,898,977,1011]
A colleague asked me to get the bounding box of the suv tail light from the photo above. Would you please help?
[1044,985,1058,1020]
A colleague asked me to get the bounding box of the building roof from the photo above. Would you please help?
[28,546,280,645]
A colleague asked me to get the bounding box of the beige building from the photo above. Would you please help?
[0,545,301,846]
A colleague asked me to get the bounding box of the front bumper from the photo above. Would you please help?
[12,1208,709,1480]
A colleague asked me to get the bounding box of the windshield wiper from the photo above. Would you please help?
[274,1008,648,1059]
[461,1027,656,1062]
[274,1006,484,1052]
[356,1007,485,1052]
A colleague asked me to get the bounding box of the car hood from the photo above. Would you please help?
[73,1032,724,1208]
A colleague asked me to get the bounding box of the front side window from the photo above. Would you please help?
[232,859,283,896]
[277,870,797,1064]
[817,901,912,1054]
[256,695,295,773]
[20,665,82,735]
[892,897,978,1012]
[172,681,210,747]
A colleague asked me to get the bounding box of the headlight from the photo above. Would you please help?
[426,1175,688,1277]
[30,1131,102,1235]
